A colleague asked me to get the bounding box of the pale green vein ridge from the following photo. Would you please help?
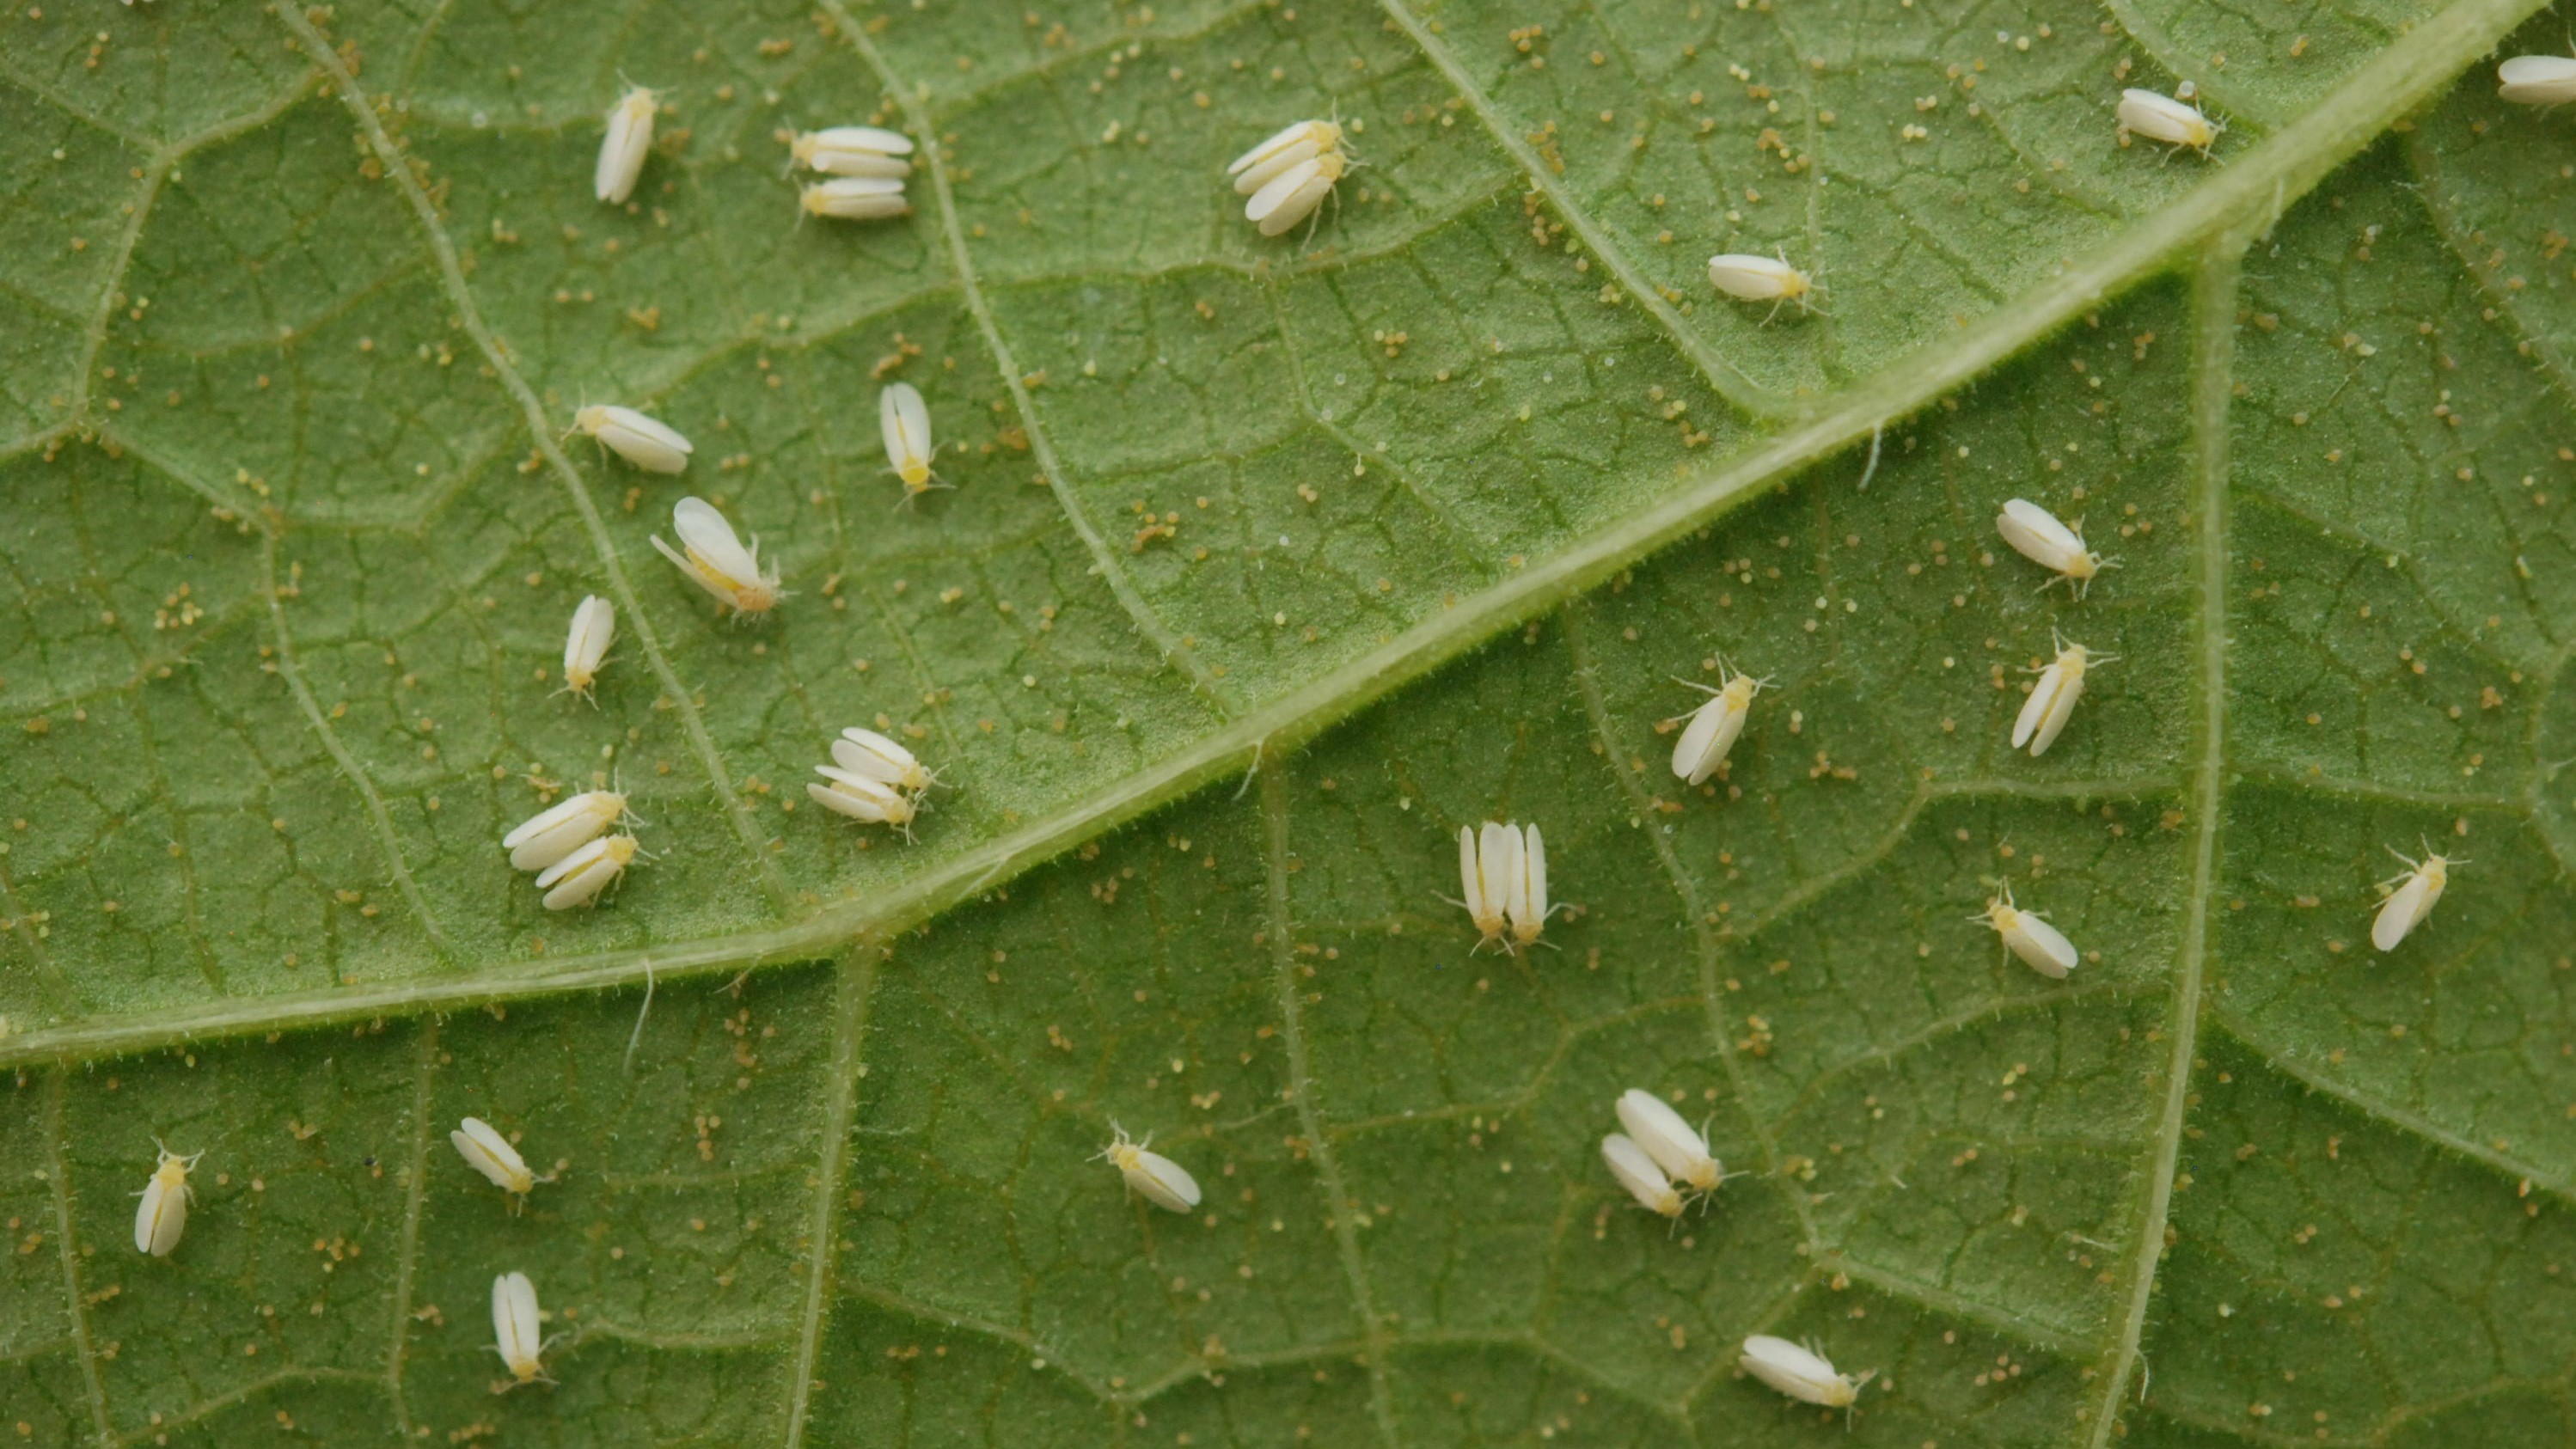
[2084,233,2240,1449]
[780,957,877,1449]
[0,0,2542,1073]
[381,1020,440,1437]
[1257,769,1403,1448]
[45,1071,113,1449]
[272,2,795,910]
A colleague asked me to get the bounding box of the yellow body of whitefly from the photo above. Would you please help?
[595,86,658,204]
[573,404,691,474]
[1245,150,1346,236]
[2117,87,2220,153]
[450,1116,537,1198]
[1229,119,1343,193]
[1980,885,2078,979]
[790,125,914,177]
[1102,1128,1201,1212]
[800,177,910,221]
[535,835,639,910]
[652,497,780,617]
[1671,667,1763,785]
[1615,1089,1721,1192]
[133,1142,202,1256]
[491,1271,549,1385]
[1600,1133,1683,1217]
[1739,1335,1872,1409]
[501,791,627,873]
[561,595,615,699]
[2012,637,2102,757]
[2372,850,2456,951]
[878,382,936,493]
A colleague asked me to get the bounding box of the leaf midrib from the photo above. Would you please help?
[0,0,2545,1090]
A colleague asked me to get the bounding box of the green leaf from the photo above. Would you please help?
[0,0,2567,1441]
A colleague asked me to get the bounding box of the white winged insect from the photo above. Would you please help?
[878,382,940,498]
[1669,662,1770,786]
[2117,86,2223,156]
[2013,633,2112,758]
[1245,150,1348,237]
[1977,882,2079,979]
[534,834,640,911]
[560,595,615,700]
[1739,1335,1875,1419]
[2372,842,2463,951]
[571,404,692,474]
[832,727,939,796]
[789,125,915,176]
[1456,822,1556,951]
[808,766,919,838]
[1228,119,1343,193]
[501,790,631,872]
[491,1271,554,1386]
[450,1116,541,1207]
[1615,1089,1723,1195]
[1099,1124,1201,1213]
[1706,251,1820,321]
[799,176,911,221]
[1994,498,2114,596]
[132,1140,204,1257]
[1600,1133,1684,1219]
[595,84,660,204]
[652,497,782,618]
[2500,54,2576,105]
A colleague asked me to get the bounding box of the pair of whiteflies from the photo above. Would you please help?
[503,789,645,910]
[130,1116,549,1260]
[790,125,918,223]
[807,726,941,836]
[1228,119,1356,237]
[1599,1089,1730,1219]
[1454,820,1563,951]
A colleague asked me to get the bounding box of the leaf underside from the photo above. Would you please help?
[3,0,2573,1444]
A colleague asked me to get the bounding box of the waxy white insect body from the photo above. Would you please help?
[2372,846,2459,951]
[2118,87,2222,153]
[450,1117,538,1201]
[1229,119,1343,193]
[808,766,919,835]
[1101,1126,1201,1213]
[1994,498,2111,594]
[535,834,639,911]
[2013,634,2109,757]
[791,125,915,176]
[1979,883,2079,979]
[1615,1090,1722,1193]
[1706,252,1817,318]
[1457,822,1554,951]
[1740,1336,1874,1412]
[833,727,938,795]
[572,404,691,474]
[596,86,659,204]
[1600,1133,1684,1218]
[2500,55,2576,105]
[491,1271,552,1385]
[502,791,629,872]
[561,596,615,700]
[878,382,939,495]
[132,1141,203,1257]
[652,497,781,617]
[1245,152,1347,236]
[1670,664,1767,786]
[799,176,911,221]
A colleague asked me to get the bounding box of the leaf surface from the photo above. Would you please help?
[1,0,2570,1443]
